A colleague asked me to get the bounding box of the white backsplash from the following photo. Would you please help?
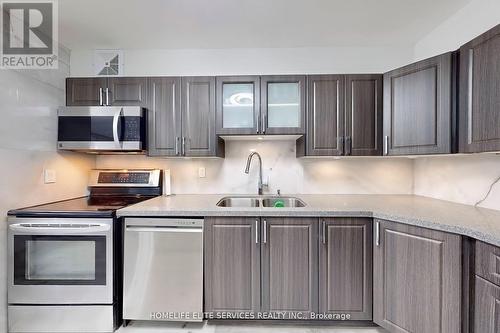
[414,154,500,211]
[96,140,414,195]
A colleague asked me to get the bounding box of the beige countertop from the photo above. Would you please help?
[117,194,500,247]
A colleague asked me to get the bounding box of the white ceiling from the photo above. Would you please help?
[59,0,471,50]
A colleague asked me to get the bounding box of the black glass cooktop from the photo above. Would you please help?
[8,195,155,218]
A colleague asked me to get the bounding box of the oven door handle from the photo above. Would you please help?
[9,223,111,234]
[112,107,123,148]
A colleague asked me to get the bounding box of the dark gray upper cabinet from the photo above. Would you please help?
[147,77,182,156]
[261,217,318,317]
[148,77,223,157]
[260,75,306,135]
[459,24,500,153]
[345,74,383,156]
[66,77,147,106]
[383,53,453,156]
[216,76,261,135]
[181,77,224,157]
[204,217,261,315]
[373,219,461,333]
[107,77,148,106]
[319,217,372,320]
[301,75,345,156]
[66,77,108,106]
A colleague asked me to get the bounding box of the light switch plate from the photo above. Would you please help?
[44,169,56,184]
[198,167,206,178]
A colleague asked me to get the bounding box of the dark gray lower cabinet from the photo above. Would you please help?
[261,218,318,317]
[373,219,461,333]
[474,276,500,333]
[319,218,372,320]
[204,217,260,314]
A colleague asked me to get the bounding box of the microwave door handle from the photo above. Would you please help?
[9,224,111,234]
[112,107,123,149]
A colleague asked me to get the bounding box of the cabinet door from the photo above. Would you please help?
[261,218,318,317]
[345,75,383,156]
[373,219,461,333]
[319,218,372,320]
[305,75,345,156]
[108,77,148,106]
[181,77,224,157]
[459,24,500,153]
[216,76,260,135]
[147,77,181,156]
[66,78,107,106]
[204,217,261,315]
[261,75,306,135]
[383,53,452,155]
[474,276,500,333]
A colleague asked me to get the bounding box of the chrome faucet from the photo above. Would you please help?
[245,152,266,195]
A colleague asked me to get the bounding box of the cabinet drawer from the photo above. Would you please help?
[474,276,500,333]
[476,241,500,286]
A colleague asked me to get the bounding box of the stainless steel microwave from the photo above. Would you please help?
[57,106,146,152]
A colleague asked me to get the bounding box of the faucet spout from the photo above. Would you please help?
[244,152,265,195]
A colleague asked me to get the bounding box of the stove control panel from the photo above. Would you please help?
[89,169,161,187]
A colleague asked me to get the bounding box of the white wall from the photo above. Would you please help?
[70,46,414,77]
[0,48,95,333]
[414,0,500,60]
[412,0,500,211]
[96,140,414,195]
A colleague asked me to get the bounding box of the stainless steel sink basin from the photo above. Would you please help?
[216,197,260,207]
[216,196,306,208]
[261,197,306,208]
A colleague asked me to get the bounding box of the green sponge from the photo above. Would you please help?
[274,200,285,208]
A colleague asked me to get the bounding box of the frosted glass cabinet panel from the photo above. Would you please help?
[261,75,306,134]
[216,76,260,135]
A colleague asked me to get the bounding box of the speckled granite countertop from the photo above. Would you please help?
[117,194,500,247]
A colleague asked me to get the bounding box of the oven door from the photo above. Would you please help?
[7,218,113,305]
[57,106,144,151]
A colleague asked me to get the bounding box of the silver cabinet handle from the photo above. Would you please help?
[339,136,345,155]
[255,220,259,244]
[256,113,260,134]
[375,221,380,246]
[263,219,267,244]
[346,136,352,156]
[105,88,110,106]
[383,136,389,155]
[262,113,267,134]
[175,137,180,155]
[99,87,103,105]
[182,137,186,156]
[322,220,326,244]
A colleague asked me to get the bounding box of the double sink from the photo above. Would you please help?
[217,196,306,208]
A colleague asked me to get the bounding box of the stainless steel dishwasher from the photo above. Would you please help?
[123,218,203,322]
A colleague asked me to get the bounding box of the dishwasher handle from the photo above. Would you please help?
[126,225,202,233]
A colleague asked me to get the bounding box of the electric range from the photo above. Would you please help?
[7,169,162,333]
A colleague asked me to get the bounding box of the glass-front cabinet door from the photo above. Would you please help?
[261,75,306,135]
[216,76,260,135]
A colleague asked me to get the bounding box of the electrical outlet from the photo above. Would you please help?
[44,169,56,184]
[198,167,206,178]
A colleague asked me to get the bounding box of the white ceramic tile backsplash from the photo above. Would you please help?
[0,48,95,333]
[96,140,414,195]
